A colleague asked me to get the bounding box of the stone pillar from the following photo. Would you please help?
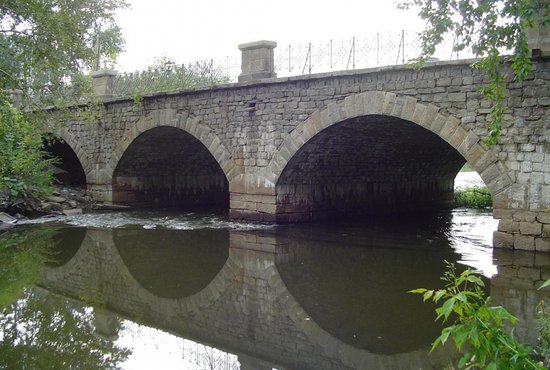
[91,69,117,99]
[93,307,120,340]
[238,40,277,83]
[6,89,23,108]
[525,15,550,57]
[229,174,277,222]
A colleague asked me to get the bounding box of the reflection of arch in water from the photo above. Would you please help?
[41,228,456,369]
[114,228,228,298]
[40,228,238,319]
[229,232,456,369]
[47,227,87,267]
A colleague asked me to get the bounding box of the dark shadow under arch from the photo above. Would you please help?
[43,137,86,187]
[275,115,466,222]
[112,126,229,209]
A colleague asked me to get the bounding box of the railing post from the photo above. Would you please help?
[525,14,550,57]
[91,69,117,100]
[238,40,277,83]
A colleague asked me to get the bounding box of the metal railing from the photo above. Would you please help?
[108,31,466,97]
[112,58,240,97]
[274,30,464,77]
[182,339,240,370]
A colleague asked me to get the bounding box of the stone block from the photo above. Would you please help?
[513,210,537,222]
[400,96,417,121]
[498,219,520,232]
[536,238,550,252]
[438,116,460,141]
[493,208,515,220]
[429,113,447,134]
[493,231,514,249]
[520,221,542,236]
[448,125,468,148]
[514,234,535,251]
[537,212,550,224]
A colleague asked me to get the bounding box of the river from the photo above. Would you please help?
[0,172,548,369]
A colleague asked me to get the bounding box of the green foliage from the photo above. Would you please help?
[411,261,543,369]
[0,0,128,106]
[0,93,54,200]
[460,163,473,172]
[398,0,550,145]
[536,300,550,368]
[0,289,131,368]
[0,228,54,309]
[454,185,492,208]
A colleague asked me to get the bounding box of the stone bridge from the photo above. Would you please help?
[47,40,550,251]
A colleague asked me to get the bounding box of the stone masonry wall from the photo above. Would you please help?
[52,58,550,250]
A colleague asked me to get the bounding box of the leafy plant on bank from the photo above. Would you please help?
[454,185,492,208]
[0,94,54,200]
[398,0,550,145]
[411,261,544,369]
[536,300,550,368]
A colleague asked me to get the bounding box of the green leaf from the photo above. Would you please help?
[538,279,550,290]
[408,288,427,294]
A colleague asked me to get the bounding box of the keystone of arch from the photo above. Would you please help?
[265,90,513,200]
[105,108,239,183]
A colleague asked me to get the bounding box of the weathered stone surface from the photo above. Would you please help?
[520,221,542,236]
[493,231,514,249]
[498,219,520,233]
[536,238,550,252]
[514,234,535,251]
[45,56,550,250]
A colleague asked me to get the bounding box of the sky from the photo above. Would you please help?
[114,0,426,72]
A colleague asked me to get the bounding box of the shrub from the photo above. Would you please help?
[0,93,54,201]
[454,186,492,208]
[411,262,543,369]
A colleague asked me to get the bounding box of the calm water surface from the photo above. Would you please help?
[1,180,549,369]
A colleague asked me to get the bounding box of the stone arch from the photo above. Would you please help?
[266,91,513,203]
[105,108,238,184]
[46,129,92,182]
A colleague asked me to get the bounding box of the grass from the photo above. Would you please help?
[454,186,492,208]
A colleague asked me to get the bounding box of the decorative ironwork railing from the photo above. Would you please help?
[274,31,464,77]
[181,339,240,370]
[109,31,467,97]
[111,58,240,97]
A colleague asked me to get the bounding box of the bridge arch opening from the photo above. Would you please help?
[275,115,469,222]
[43,137,86,187]
[112,126,229,209]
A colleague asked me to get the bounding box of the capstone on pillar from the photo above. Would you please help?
[91,69,117,99]
[238,40,277,83]
[525,14,550,57]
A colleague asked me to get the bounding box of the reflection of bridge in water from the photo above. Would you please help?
[39,226,548,369]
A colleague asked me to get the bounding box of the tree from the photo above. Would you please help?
[0,0,127,202]
[399,0,550,144]
[1,0,128,105]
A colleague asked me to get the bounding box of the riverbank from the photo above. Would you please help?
[0,185,94,223]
